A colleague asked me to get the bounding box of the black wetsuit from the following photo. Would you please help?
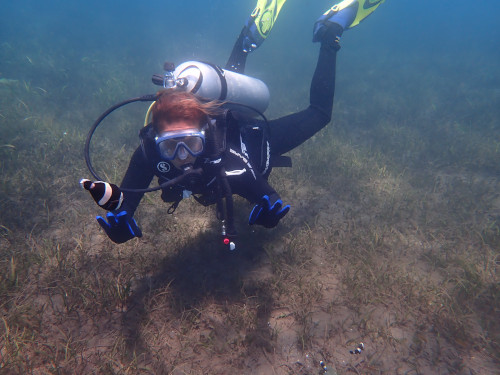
[119,24,342,218]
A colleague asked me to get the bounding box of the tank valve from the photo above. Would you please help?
[151,62,189,89]
[163,61,176,88]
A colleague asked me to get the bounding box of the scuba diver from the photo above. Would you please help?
[81,0,385,247]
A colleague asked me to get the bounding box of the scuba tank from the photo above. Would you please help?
[152,61,270,115]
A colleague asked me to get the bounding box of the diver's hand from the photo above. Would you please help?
[96,211,142,244]
[249,195,290,228]
[242,16,264,53]
[80,179,123,211]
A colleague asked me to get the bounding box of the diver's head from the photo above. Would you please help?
[152,91,217,170]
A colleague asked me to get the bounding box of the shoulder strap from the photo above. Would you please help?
[205,110,231,159]
[139,123,159,166]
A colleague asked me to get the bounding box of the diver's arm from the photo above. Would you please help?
[118,146,155,217]
[231,170,279,205]
[225,151,289,228]
[225,0,288,73]
[223,147,277,203]
[80,147,150,243]
[230,165,291,228]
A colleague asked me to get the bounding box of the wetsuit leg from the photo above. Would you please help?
[225,29,248,73]
[226,0,289,73]
[269,23,343,156]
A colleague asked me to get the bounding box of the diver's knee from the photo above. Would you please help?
[309,105,332,125]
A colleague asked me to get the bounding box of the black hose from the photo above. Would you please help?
[121,167,203,193]
[84,94,156,182]
[218,167,236,236]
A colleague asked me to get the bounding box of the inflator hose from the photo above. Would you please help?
[122,167,203,194]
[84,94,157,186]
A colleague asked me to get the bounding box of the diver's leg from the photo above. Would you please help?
[269,23,343,156]
[270,0,384,155]
[225,0,288,73]
[315,0,385,35]
[225,30,249,73]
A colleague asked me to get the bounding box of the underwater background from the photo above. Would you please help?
[1,1,499,374]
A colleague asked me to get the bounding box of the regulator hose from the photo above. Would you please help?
[84,94,157,184]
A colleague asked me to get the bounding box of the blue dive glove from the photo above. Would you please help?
[249,195,290,228]
[96,211,142,244]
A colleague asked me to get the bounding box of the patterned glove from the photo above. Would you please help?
[80,178,123,211]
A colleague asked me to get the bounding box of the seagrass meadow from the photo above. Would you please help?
[1,1,499,374]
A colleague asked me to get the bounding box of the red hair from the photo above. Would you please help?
[152,91,219,130]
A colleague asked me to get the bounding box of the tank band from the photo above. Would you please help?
[204,62,228,101]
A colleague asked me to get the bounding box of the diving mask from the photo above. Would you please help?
[155,129,205,161]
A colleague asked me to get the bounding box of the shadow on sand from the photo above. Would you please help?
[121,218,280,358]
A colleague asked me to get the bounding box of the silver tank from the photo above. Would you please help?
[174,61,270,115]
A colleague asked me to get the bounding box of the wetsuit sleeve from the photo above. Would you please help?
[231,170,279,204]
[117,146,154,217]
[224,148,279,204]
